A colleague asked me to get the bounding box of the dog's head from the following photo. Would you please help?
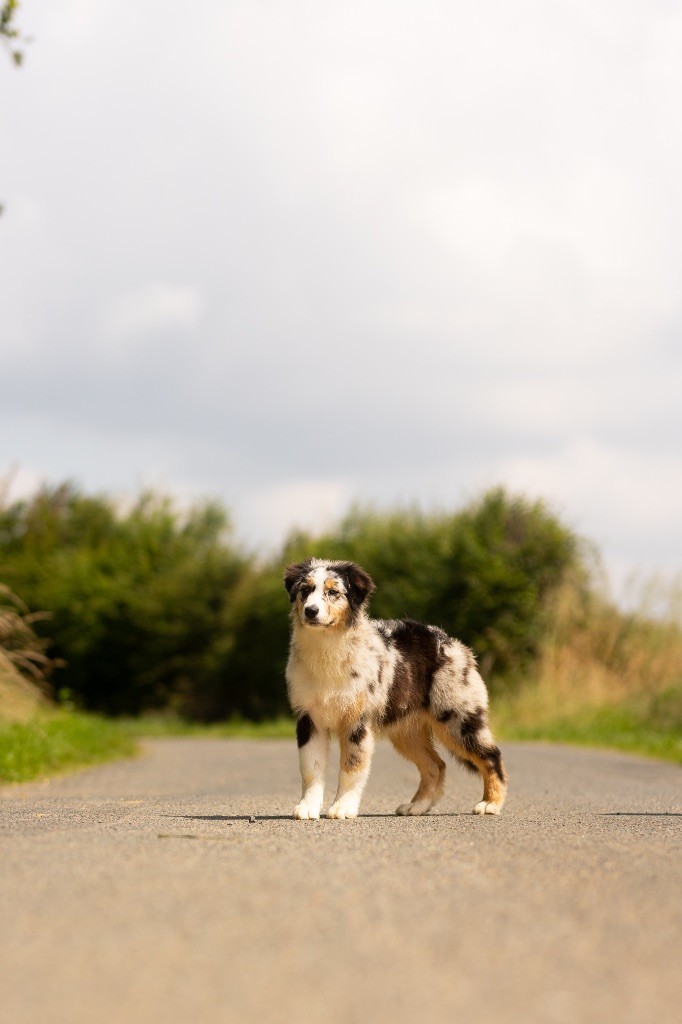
[283,558,375,629]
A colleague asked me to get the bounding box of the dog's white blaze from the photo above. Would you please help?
[301,565,345,626]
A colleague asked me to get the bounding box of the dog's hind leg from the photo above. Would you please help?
[390,722,446,816]
[433,710,507,815]
[327,722,375,819]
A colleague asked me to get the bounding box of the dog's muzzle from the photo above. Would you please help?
[304,605,319,622]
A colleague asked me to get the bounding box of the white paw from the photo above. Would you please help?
[326,798,359,820]
[293,800,321,820]
[395,800,431,816]
[473,801,501,815]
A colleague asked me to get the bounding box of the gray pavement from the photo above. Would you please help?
[1,738,681,1024]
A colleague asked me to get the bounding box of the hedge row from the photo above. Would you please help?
[0,484,587,720]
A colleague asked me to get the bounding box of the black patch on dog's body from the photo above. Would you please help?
[345,750,362,771]
[375,622,392,646]
[454,706,507,782]
[349,723,367,745]
[460,706,487,747]
[296,713,314,748]
[486,746,506,782]
[379,619,449,726]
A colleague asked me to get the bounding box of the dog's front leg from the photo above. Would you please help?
[327,722,374,820]
[293,713,329,820]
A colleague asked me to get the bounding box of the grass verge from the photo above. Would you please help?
[0,712,295,784]
[0,711,139,784]
[2,697,679,786]
[495,687,682,765]
[123,714,294,741]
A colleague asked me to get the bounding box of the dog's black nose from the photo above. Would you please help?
[304,605,319,620]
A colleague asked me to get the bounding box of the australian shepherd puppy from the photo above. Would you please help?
[284,558,508,820]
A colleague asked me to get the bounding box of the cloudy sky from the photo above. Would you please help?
[2,0,681,593]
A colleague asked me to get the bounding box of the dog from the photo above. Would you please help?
[284,557,508,820]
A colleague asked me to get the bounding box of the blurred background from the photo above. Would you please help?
[0,3,680,767]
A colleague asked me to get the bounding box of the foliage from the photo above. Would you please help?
[0,484,247,715]
[496,688,682,765]
[284,488,586,679]
[198,565,294,720]
[2,478,679,772]
[493,575,682,763]
[1,1,24,66]
[0,483,589,721]
[0,711,138,783]
[0,709,295,785]
[199,488,585,719]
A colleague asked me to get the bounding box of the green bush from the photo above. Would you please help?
[0,485,247,715]
[0,484,587,720]
[282,488,586,682]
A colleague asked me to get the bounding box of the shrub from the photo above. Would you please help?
[0,484,589,720]
[282,489,586,681]
[0,485,247,715]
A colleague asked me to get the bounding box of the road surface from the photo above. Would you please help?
[1,738,680,1024]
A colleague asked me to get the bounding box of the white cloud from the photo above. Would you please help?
[0,465,43,506]
[103,283,204,343]
[493,439,682,541]
[237,480,351,549]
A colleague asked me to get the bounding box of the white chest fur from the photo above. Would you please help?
[286,620,381,732]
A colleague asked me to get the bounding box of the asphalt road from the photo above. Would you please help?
[1,738,680,1024]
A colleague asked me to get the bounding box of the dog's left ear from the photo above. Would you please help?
[284,560,312,603]
[338,562,376,610]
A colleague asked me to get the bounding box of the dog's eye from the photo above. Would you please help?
[327,588,339,598]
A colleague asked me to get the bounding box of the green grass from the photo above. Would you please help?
[2,690,679,786]
[0,711,139,784]
[0,711,295,784]
[123,713,294,740]
[497,688,682,765]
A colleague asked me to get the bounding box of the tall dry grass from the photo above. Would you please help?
[0,585,55,722]
[496,575,682,732]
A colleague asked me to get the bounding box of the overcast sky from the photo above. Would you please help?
[2,0,681,595]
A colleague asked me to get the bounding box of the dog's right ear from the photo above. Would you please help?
[283,560,312,603]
